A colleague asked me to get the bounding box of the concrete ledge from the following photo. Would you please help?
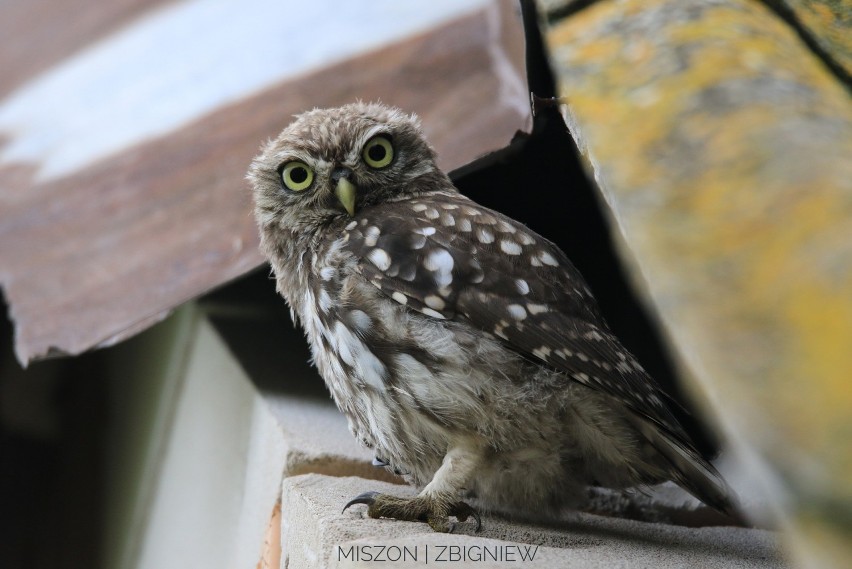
[282,474,784,569]
[263,395,403,485]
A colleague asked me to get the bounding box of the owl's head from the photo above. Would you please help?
[249,102,442,233]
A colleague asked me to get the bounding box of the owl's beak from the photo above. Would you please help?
[335,177,357,216]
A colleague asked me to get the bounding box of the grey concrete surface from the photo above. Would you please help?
[282,474,787,569]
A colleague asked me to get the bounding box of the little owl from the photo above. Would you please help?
[248,102,735,532]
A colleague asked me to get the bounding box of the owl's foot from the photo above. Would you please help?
[342,491,481,533]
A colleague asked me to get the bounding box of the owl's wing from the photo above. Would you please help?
[342,193,737,514]
[343,192,687,442]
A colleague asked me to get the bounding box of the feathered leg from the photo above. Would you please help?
[343,440,483,532]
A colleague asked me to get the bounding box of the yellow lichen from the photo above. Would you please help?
[543,0,852,562]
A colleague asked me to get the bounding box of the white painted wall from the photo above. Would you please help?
[129,314,287,569]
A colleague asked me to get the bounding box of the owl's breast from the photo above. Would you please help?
[285,230,537,476]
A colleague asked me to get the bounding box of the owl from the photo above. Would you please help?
[248,102,735,532]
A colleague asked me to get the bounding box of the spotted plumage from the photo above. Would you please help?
[248,102,735,532]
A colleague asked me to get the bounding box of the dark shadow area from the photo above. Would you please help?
[0,292,106,569]
[202,268,329,401]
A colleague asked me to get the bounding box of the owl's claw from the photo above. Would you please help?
[342,491,381,513]
[450,501,482,533]
[342,491,481,533]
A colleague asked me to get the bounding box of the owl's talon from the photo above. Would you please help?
[450,502,482,532]
[342,491,481,533]
[342,491,380,513]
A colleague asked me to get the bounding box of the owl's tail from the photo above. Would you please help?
[628,415,739,518]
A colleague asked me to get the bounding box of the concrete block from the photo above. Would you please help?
[263,394,402,484]
[282,474,786,569]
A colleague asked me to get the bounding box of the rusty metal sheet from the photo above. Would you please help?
[0,0,174,100]
[0,0,529,365]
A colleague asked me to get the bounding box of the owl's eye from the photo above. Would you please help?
[362,135,394,169]
[281,161,314,191]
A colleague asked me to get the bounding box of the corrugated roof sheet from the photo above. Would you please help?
[0,0,529,365]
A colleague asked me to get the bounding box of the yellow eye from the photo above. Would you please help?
[281,161,314,191]
[362,135,394,169]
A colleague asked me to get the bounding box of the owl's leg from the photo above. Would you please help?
[343,441,483,532]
